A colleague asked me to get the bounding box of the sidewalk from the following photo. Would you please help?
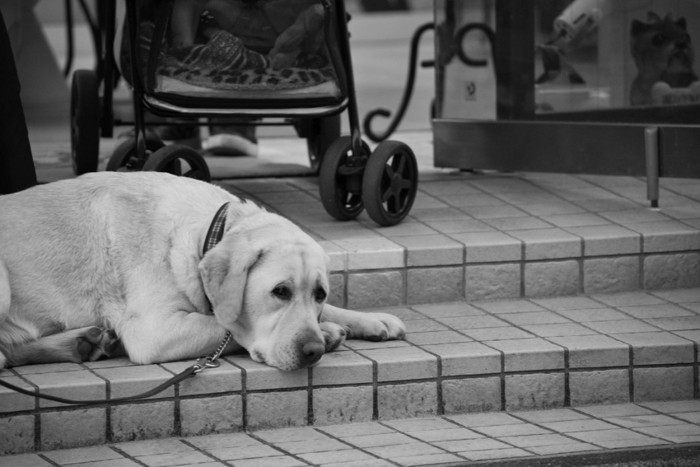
[5,399,700,466]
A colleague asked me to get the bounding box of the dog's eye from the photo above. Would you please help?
[272,285,292,301]
[314,287,327,303]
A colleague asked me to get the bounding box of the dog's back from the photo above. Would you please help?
[0,172,232,355]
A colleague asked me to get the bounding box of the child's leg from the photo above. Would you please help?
[170,0,205,48]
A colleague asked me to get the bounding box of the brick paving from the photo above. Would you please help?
[3,400,700,466]
[5,288,700,454]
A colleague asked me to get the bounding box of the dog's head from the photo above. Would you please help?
[631,12,696,86]
[198,209,329,371]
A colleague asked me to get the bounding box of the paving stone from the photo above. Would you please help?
[93,365,175,400]
[392,235,464,267]
[246,391,308,430]
[453,231,522,263]
[509,228,581,260]
[547,335,629,368]
[612,332,694,365]
[568,428,667,449]
[583,256,640,294]
[465,262,521,301]
[555,307,630,322]
[347,271,404,308]
[0,415,36,455]
[377,382,438,419]
[358,346,437,382]
[407,266,464,304]
[504,373,566,411]
[569,369,630,406]
[462,448,532,461]
[641,400,700,413]
[513,408,591,424]
[226,356,307,390]
[41,407,106,450]
[161,359,242,396]
[342,432,415,448]
[110,402,174,443]
[407,330,472,345]
[422,342,501,376]
[566,225,640,256]
[460,326,534,341]
[441,377,502,414]
[42,446,125,465]
[477,299,546,314]
[115,438,195,456]
[524,260,580,297]
[475,423,552,438]
[311,351,373,386]
[633,367,695,402]
[22,370,106,408]
[180,395,243,436]
[333,238,404,270]
[433,437,513,453]
[0,375,36,413]
[412,302,485,319]
[485,338,564,372]
[530,442,601,456]
[0,454,54,467]
[500,433,573,448]
[644,253,700,290]
[312,386,373,426]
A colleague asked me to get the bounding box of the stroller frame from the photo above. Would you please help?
[70,0,419,226]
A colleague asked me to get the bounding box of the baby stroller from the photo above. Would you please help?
[70,0,418,226]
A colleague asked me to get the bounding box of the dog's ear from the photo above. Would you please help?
[198,233,262,328]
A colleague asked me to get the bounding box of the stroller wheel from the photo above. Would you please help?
[305,115,341,173]
[70,70,100,175]
[143,144,211,182]
[107,136,164,171]
[362,140,418,226]
[319,136,369,221]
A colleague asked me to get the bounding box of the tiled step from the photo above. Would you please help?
[6,400,700,466]
[3,288,700,455]
[215,166,700,307]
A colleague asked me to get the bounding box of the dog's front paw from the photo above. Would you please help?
[352,312,406,342]
[320,321,347,352]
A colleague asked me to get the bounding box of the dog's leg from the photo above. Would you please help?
[118,310,241,364]
[1,327,123,367]
[321,304,405,342]
[319,321,347,352]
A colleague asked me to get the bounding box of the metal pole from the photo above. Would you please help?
[644,127,660,209]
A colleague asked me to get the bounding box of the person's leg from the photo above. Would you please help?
[203,118,258,157]
[0,8,36,194]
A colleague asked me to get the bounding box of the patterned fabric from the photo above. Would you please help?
[131,22,337,93]
[203,202,229,255]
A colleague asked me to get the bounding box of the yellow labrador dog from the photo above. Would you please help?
[0,172,405,371]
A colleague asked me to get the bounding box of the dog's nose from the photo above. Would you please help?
[301,341,325,366]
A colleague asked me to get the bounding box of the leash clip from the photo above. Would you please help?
[193,357,220,374]
[192,331,233,374]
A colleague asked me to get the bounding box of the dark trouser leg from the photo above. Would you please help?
[0,8,37,194]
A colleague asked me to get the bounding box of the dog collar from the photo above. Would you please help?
[203,202,229,255]
[202,202,229,314]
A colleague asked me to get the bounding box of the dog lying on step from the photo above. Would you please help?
[0,172,404,371]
